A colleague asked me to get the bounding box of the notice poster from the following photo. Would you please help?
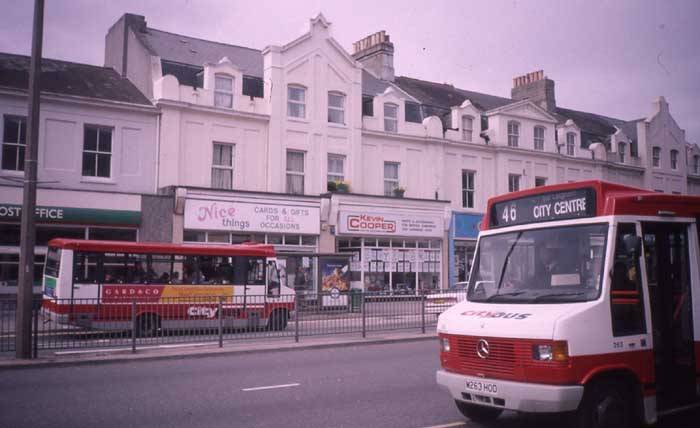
[319,257,350,292]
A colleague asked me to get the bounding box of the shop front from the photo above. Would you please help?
[0,187,142,295]
[331,195,449,293]
[180,189,322,297]
[449,212,483,287]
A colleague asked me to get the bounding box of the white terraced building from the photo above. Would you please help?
[104,13,700,291]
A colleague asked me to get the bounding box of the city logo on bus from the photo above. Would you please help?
[187,306,218,318]
[346,214,397,233]
[460,310,532,320]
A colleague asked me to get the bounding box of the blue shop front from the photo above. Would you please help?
[448,213,483,287]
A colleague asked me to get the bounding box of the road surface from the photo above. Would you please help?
[0,340,697,427]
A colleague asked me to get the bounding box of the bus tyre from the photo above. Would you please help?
[575,380,632,428]
[137,314,160,338]
[267,310,288,331]
[454,401,503,422]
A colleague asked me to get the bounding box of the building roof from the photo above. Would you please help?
[132,25,264,78]
[0,52,152,106]
[383,75,631,147]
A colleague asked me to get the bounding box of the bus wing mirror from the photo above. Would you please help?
[624,235,642,257]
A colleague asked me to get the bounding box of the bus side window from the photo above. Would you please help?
[267,261,281,297]
[610,223,646,337]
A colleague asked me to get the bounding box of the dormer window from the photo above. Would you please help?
[618,142,626,163]
[462,116,473,142]
[534,126,545,151]
[670,149,679,170]
[507,121,519,147]
[566,132,576,156]
[214,74,233,108]
[328,92,345,124]
[652,147,661,167]
[287,85,306,118]
[384,103,398,133]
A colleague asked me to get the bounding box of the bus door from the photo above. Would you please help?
[642,222,696,410]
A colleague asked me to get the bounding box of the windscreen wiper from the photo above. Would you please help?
[494,231,523,293]
[529,292,586,302]
[483,291,527,302]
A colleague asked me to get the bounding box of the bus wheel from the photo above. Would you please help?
[454,401,503,422]
[576,380,632,428]
[137,314,160,338]
[267,310,288,331]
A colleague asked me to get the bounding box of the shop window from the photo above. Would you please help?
[88,228,137,242]
[214,74,234,108]
[301,235,317,246]
[36,226,85,246]
[212,143,235,190]
[184,231,206,242]
[0,224,21,245]
[207,232,230,243]
[82,126,112,178]
[2,115,26,171]
[267,234,283,245]
[287,85,306,118]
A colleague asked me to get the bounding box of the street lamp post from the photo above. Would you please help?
[16,0,44,359]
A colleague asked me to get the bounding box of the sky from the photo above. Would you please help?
[1,0,699,144]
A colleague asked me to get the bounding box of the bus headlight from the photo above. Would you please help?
[532,341,568,362]
[440,337,451,352]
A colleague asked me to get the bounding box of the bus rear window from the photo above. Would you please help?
[45,247,61,277]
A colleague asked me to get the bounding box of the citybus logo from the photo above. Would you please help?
[346,214,396,233]
[460,310,531,320]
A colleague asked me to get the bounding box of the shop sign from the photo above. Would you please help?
[0,204,140,225]
[339,211,442,237]
[184,199,320,234]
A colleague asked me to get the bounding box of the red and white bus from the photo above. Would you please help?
[42,239,294,336]
[437,181,700,427]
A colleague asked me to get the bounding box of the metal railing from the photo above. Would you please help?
[0,290,468,356]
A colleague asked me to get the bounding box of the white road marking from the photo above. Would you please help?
[241,383,301,392]
[418,422,466,428]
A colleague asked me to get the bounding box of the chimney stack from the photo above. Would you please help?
[511,70,556,112]
[352,31,394,81]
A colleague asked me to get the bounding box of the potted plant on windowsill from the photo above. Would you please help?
[393,186,406,198]
[327,181,337,192]
[335,180,350,193]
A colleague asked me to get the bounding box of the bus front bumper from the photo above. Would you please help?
[436,369,583,413]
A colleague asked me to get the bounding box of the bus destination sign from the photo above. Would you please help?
[489,187,596,228]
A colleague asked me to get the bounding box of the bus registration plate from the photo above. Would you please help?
[465,380,498,394]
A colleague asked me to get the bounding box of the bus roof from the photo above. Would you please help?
[47,239,276,257]
[484,180,700,230]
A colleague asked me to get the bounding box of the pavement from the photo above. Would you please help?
[0,330,438,370]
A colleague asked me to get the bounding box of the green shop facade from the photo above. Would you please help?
[0,186,170,295]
